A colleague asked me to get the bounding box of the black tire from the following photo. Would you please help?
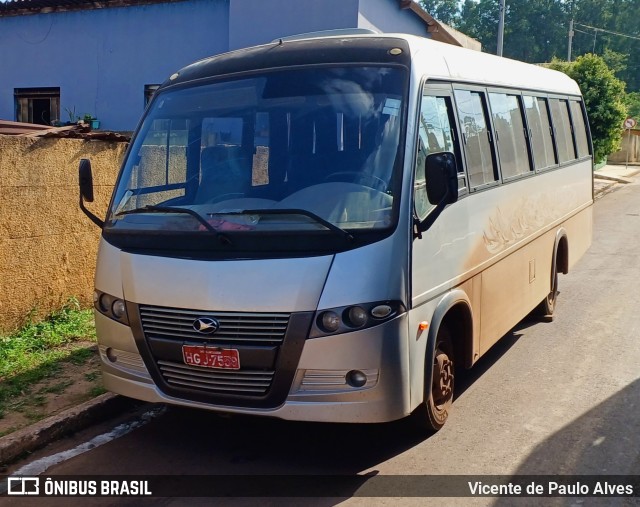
[413,325,455,432]
[536,259,558,317]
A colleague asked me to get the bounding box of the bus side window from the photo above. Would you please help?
[415,94,462,219]
[523,96,557,171]
[454,89,498,189]
[549,98,577,163]
[569,100,590,158]
[488,92,531,179]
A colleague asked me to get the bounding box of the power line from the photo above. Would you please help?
[575,22,640,43]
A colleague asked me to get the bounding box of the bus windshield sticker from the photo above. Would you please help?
[383,98,401,116]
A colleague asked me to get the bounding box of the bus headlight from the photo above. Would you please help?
[345,306,368,328]
[94,289,130,325]
[310,301,405,338]
[318,311,340,333]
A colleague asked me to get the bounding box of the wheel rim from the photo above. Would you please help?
[432,350,454,408]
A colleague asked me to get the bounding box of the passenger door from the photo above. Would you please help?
[411,83,468,306]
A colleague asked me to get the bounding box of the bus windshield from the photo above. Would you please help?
[106,65,407,251]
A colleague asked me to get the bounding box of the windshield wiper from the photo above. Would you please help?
[115,205,222,238]
[210,208,354,241]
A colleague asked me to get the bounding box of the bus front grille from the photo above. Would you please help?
[137,305,291,399]
[157,360,274,395]
[138,305,290,345]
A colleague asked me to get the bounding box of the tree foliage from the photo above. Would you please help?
[548,54,627,161]
[625,92,640,120]
[418,0,460,26]
[419,0,640,91]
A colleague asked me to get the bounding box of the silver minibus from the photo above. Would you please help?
[79,32,592,431]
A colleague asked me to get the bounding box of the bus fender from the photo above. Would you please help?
[552,228,569,276]
[422,290,472,402]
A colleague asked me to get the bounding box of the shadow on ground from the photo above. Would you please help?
[492,378,640,507]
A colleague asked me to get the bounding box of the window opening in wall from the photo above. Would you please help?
[14,87,60,125]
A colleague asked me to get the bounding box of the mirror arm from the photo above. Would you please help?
[80,197,104,228]
[413,215,423,240]
[416,198,448,235]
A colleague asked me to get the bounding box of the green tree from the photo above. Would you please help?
[549,54,627,162]
[503,0,568,62]
[419,0,460,25]
[625,92,640,120]
[456,0,569,62]
[457,0,500,53]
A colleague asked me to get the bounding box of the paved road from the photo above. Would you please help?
[6,181,640,506]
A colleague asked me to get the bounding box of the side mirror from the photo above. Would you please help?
[78,159,104,228]
[79,159,95,202]
[415,152,458,237]
[425,152,458,205]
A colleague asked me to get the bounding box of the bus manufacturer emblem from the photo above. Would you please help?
[192,317,220,335]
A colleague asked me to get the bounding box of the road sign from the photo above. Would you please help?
[623,117,637,129]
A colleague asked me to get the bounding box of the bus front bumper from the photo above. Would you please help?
[97,312,411,424]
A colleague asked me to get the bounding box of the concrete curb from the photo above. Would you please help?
[0,393,138,466]
[593,173,634,184]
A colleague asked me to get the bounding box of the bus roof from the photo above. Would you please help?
[400,34,581,96]
[164,32,581,97]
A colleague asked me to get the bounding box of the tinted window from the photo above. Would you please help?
[455,90,496,188]
[108,66,406,247]
[569,100,590,158]
[524,96,556,170]
[550,99,576,163]
[415,94,459,219]
[489,93,531,179]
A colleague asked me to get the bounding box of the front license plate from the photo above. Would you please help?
[182,345,240,370]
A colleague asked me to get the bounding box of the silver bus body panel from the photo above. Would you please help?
[410,160,593,308]
[96,239,334,313]
[316,232,410,310]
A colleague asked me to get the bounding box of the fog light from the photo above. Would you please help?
[319,311,340,333]
[105,347,118,363]
[98,293,111,313]
[346,370,367,388]
[93,290,100,305]
[112,299,127,319]
[346,306,367,328]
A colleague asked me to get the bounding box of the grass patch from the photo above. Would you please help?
[0,299,97,416]
[0,426,18,438]
[69,348,95,366]
[40,380,74,395]
[89,386,107,397]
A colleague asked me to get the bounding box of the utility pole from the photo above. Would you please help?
[567,19,574,61]
[497,0,506,56]
[567,0,575,61]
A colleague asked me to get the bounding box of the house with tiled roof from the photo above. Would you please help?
[0,0,479,130]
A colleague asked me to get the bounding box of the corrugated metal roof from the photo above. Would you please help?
[0,119,130,142]
[0,119,50,134]
[0,0,186,16]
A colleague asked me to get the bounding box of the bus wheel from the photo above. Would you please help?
[422,325,455,432]
[536,260,558,317]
